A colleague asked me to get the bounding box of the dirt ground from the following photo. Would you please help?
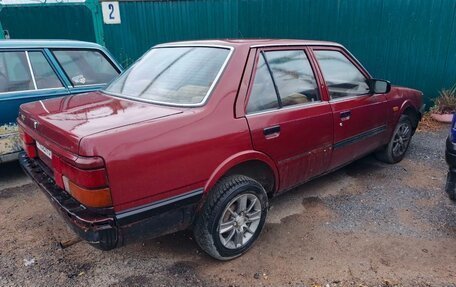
[0,125,455,287]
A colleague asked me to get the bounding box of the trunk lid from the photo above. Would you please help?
[19,91,183,154]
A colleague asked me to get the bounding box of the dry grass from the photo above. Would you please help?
[416,112,450,133]
[432,85,456,114]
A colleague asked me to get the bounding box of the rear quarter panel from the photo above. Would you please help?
[78,46,255,212]
[81,109,252,212]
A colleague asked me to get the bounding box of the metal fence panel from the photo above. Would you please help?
[1,0,455,103]
[236,0,456,104]
[0,5,97,42]
[103,0,239,66]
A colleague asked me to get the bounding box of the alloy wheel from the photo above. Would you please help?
[392,122,411,158]
[218,193,262,249]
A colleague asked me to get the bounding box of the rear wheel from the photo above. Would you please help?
[193,175,268,260]
[376,115,413,164]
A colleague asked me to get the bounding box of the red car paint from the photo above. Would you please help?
[18,39,423,250]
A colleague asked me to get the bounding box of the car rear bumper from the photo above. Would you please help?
[0,151,20,163]
[19,152,203,250]
[419,104,426,117]
[19,152,119,250]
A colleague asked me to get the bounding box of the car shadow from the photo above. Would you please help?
[0,159,31,190]
[119,154,387,261]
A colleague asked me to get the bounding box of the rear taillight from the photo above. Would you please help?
[53,156,112,208]
[53,156,107,188]
[19,127,37,158]
[19,125,112,208]
[63,176,112,208]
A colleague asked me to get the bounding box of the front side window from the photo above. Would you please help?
[264,50,319,106]
[314,50,370,99]
[106,47,230,105]
[0,51,33,93]
[53,49,119,86]
[28,51,63,89]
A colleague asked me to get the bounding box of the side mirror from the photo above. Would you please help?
[369,79,391,94]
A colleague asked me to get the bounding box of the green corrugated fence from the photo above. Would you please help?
[2,0,456,106]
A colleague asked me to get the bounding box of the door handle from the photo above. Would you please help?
[340,110,351,121]
[263,125,281,136]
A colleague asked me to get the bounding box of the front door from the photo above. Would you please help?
[311,48,387,170]
[245,48,333,191]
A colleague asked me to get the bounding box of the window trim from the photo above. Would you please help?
[0,87,67,96]
[51,48,121,89]
[247,100,329,117]
[245,47,322,115]
[27,50,65,90]
[25,51,38,90]
[103,44,235,108]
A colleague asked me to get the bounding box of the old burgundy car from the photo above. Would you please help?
[18,39,424,260]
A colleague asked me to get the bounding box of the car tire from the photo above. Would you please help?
[193,175,268,260]
[376,115,413,164]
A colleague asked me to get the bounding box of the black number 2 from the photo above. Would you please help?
[108,4,115,20]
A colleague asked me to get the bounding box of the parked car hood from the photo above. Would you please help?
[19,91,183,154]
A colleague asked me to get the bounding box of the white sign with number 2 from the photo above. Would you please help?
[102,2,121,24]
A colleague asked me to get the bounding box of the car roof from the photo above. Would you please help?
[0,39,104,49]
[156,39,343,48]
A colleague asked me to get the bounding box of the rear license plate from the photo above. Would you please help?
[36,141,52,159]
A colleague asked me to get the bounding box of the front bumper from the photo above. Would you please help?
[419,104,426,117]
[19,152,203,250]
[20,152,119,250]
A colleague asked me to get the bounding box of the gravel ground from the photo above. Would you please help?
[0,125,455,287]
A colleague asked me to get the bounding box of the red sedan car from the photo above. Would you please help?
[18,39,424,260]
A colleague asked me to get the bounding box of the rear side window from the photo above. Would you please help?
[247,49,320,114]
[314,50,370,99]
[0,51,33,93]
[28,52,63,89]
[246,55,280,114]
[264,50,319,107]
[52,49,119,86]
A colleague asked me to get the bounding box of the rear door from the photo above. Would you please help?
[310,47,388,169]
[245,47,333,191]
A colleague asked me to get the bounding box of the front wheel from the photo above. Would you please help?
[193,175,268,260]
[376,115,413,164]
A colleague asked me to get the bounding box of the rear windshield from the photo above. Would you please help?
[105,47,231,105]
